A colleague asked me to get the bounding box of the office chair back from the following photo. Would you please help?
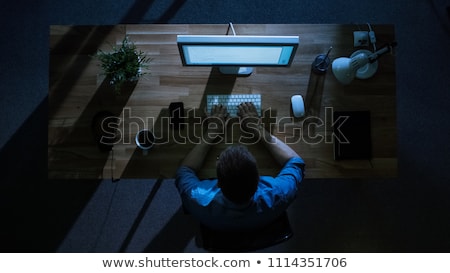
[197,211,293,252]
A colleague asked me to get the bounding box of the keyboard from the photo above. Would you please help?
[206,94,261,117]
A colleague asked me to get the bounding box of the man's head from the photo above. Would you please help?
[216,145,259,204]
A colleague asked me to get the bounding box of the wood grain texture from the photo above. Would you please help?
[48,24,397,179]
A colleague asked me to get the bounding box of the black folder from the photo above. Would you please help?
[333,111,372,160]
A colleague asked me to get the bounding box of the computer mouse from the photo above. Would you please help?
[291,95,305,118]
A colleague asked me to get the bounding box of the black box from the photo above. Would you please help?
[333,111,372,160]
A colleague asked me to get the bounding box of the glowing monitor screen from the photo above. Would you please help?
[177,35,299,67]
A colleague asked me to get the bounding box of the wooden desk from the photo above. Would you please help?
[48,24,397,179]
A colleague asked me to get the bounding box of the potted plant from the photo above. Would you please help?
[95,35,150,93]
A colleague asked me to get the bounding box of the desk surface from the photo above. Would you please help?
[48,24,397,179]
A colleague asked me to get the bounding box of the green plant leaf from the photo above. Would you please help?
[94,35,151,94]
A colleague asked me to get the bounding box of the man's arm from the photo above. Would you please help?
[238,102,300,166]
[179,104,228,173]
[259,126,300,166]
[179,141,213,173]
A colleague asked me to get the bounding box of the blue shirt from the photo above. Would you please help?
[175,157,305,230]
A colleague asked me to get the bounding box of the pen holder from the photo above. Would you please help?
[312,54,331,74]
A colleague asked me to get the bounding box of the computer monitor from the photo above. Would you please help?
[177,34,299,75]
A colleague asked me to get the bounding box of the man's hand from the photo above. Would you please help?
[204,104,228,143]
[238,102,300,166]
[180,105,227,172]
[237,102,263,138]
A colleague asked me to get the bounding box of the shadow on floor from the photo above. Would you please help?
[143,207,198,252]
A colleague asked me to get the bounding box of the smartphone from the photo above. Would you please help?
[169,102,185,130]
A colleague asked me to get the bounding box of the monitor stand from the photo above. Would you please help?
[219,66,253,76]
[219,23,254,76]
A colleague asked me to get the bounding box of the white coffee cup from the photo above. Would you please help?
[135,129,155,155]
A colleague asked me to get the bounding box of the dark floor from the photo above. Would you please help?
[1,0,450,252]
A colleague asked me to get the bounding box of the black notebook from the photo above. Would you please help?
[333,111,372,160]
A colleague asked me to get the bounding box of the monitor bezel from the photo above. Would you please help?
[177,35,299,67]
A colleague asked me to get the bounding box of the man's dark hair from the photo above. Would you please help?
[216,145,259,204]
